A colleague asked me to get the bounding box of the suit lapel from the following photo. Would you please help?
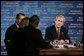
[54,26,64,39]
[52,26,58,39]
[60,27,65,39]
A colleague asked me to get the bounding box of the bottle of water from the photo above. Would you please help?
[77,42,81,47]
[73,41,77,47]
[71,40,76,47]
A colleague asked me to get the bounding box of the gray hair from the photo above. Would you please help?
[55,15,65,22]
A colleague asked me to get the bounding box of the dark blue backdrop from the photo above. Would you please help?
[1,1,83,55]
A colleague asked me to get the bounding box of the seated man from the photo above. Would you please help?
[45,15,71,46]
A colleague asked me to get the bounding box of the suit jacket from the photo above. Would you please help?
[14,25,52,55]
[45,25,71,43]
[13,28,26,55]
[4,24,18,55]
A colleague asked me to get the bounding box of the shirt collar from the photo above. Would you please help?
[15,23,19,28]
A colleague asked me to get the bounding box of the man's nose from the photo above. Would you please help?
[58,22,61,24]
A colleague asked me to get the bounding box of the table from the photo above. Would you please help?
[39,48,83,55]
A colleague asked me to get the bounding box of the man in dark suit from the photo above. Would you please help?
[45,15,71,45]
[12,17,29,55]
[23,15,52,55]
[4,13,25,55]
[14,15,52,55]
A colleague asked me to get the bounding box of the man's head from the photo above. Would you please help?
[19,17,29,28]
[55,15,65,28]
[15,13,25,25]
[29,15,40,28]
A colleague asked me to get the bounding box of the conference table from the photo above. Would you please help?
[39,47,83,55]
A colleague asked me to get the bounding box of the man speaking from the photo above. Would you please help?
[45,15,71,45]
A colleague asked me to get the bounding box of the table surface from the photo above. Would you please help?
[39,47,83,55]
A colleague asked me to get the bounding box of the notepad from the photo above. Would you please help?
[67,44,76,48]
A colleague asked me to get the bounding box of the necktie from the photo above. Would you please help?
[57,27,60,38]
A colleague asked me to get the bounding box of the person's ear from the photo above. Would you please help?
[62,22,64,26]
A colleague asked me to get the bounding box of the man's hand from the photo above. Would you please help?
[53,39,58,44]
[65,39,69,44]
[58,40,65,44]
[49,39,69,47]
[49,39,58,46]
